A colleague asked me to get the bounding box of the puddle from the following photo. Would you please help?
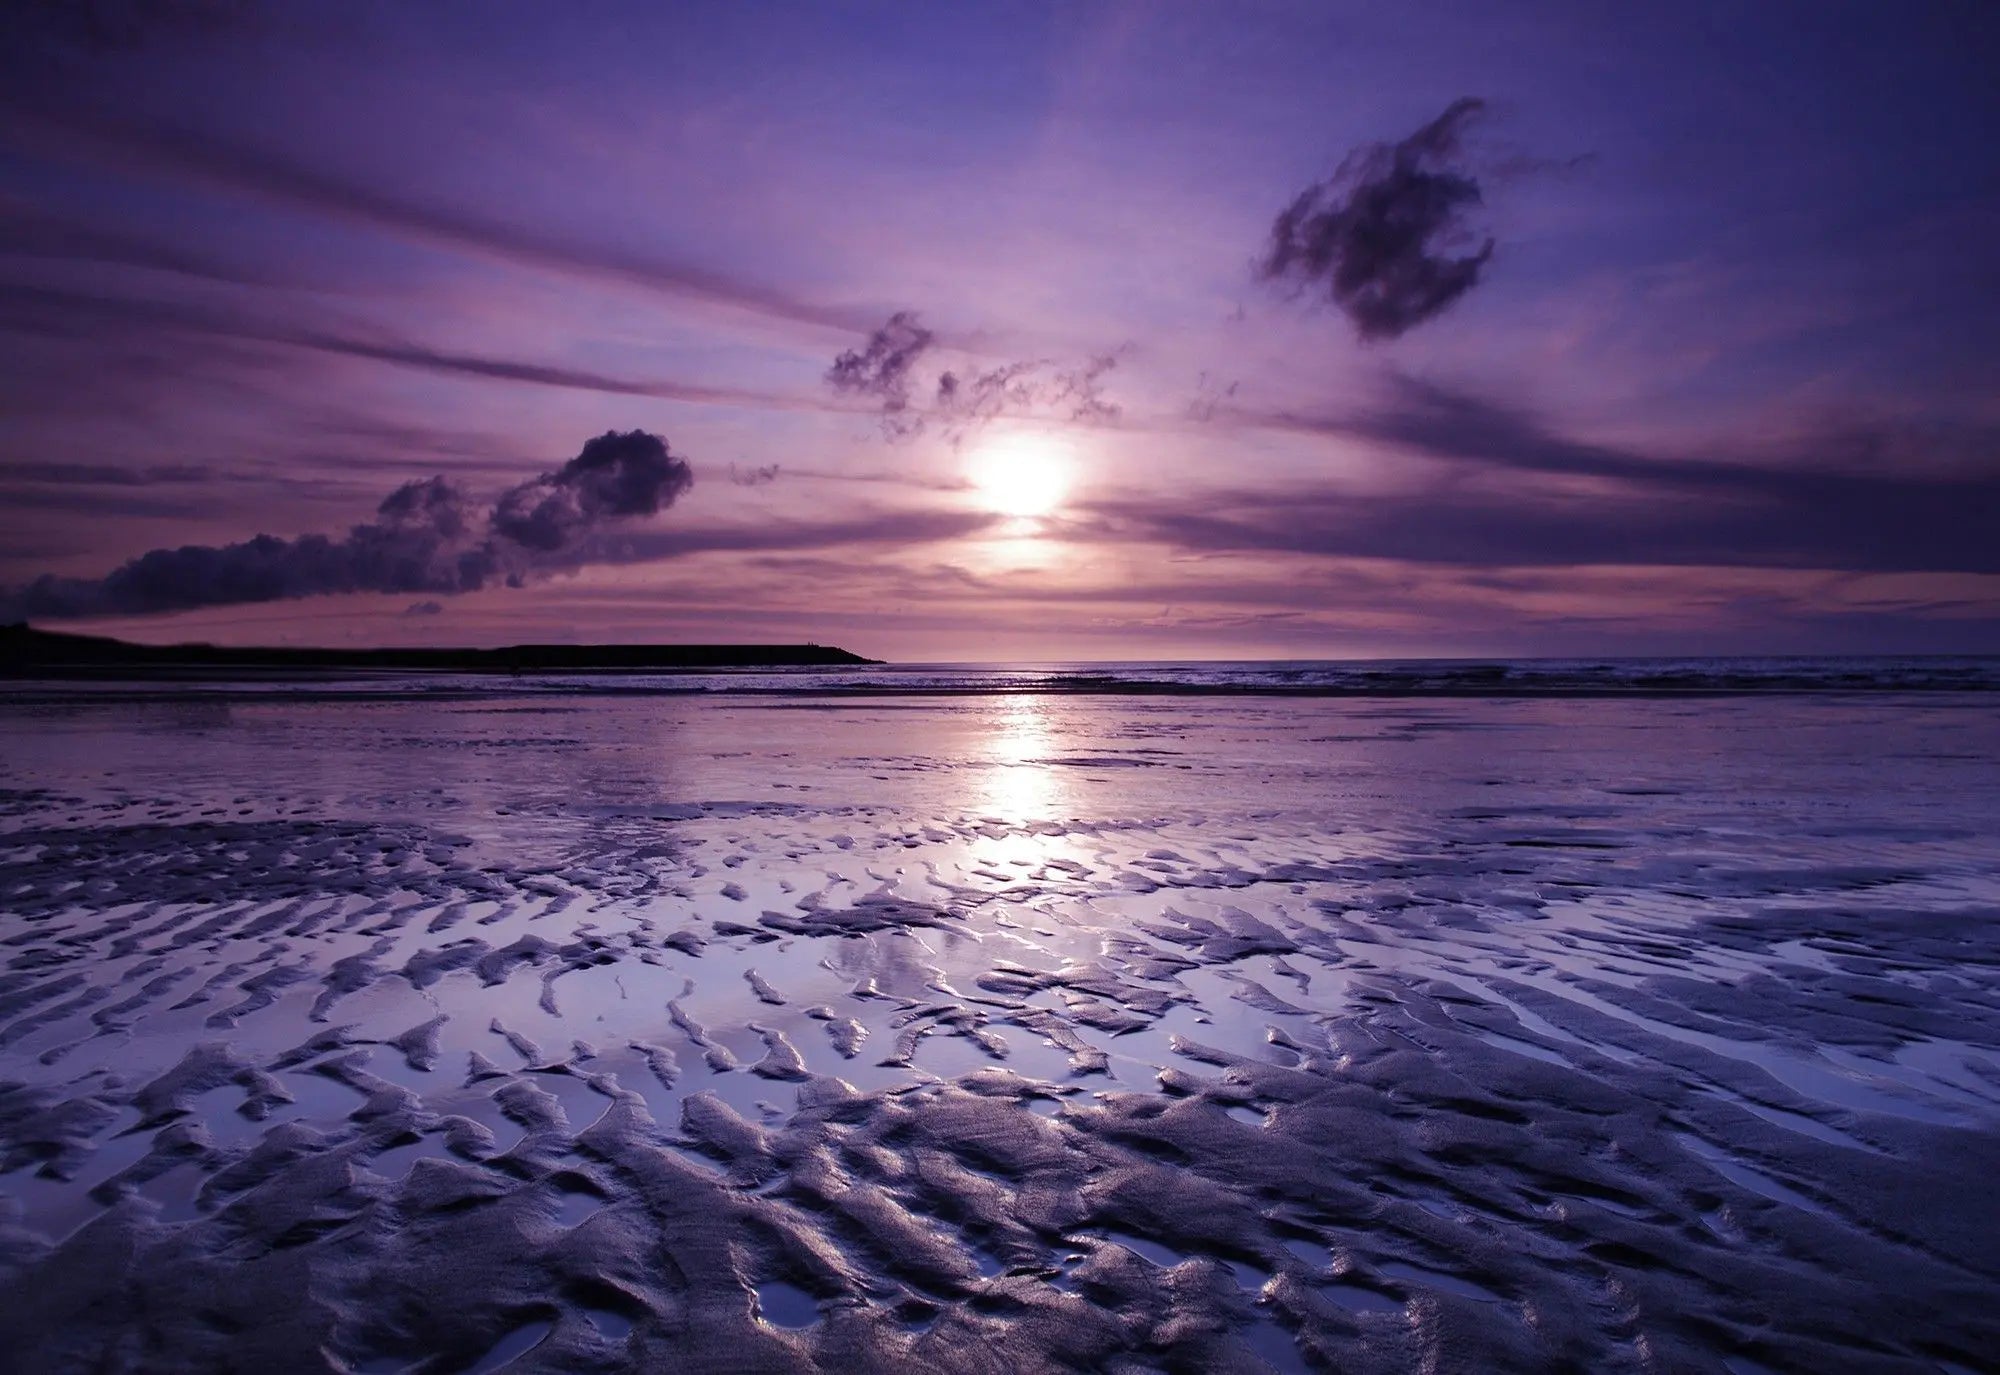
[987,1023,1097,1082]
[138,1162,208,1223]
[1322,1282,1405,1314]
[1280,1236,1332,1270]
[964,1237,1007,1277]
[365,1134,457,1180]
[1699,1090,1875,1152]
[464,1319,553,1374]
[1102,1230,1186,1268]
[1722,1357,1780,1375]
[753,1279,819,1329]
[1240,1316,1310,1373]
[1473,1030,1569,1067]
[549,1187,606,1228]
[582,1307,634,1342]
[1677,1134,1834,1214]
[1226,1259,1271,1290]
[284,1067,371,1121]
[1379,1261,1503,1303]
[916,1030,1008,1080]
[528,1072,612,1132]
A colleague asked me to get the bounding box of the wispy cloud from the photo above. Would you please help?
[0,194,269,285]
[0,95,872,334]
[1096,380,2000,575]
[0,460,213,486]
[0,282,840,412]
[826,310,1123,441]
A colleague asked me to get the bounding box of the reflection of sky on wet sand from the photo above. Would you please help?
[978,695,1071,826]
[3,686,2000,1371]
[5,693,2000,1221]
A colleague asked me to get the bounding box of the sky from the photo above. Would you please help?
[1,0,1996,661]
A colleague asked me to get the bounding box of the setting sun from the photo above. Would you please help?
[967,431,1073,518]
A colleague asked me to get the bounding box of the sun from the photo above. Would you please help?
[967,431,1072,519]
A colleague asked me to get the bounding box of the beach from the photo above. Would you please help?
[2,669,1997,1372]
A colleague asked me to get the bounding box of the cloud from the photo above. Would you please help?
[0,460,213,486]
[1094,382,2000,575]
[934,353,1121,437]
[0,95,866,335]
[604,507,999,561]
[489,429,693,553]
[0,194,267,285]
[827,311,1124,442]
[929,360,1036,437]
[0,282,825,412]
[403,599,443,616]
[1258,98,1495,341]
[727,463,781,487]
[1187,373,1242,423]
[825,311,936,430]
[1,430,695,620]
[0,460,217,519]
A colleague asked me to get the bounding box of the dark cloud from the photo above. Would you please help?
[1275,376,2000,502]
[0,195,266,285]
[489,430,693,553]
[606,507,999,561]
[1,430,695,620]
[1097,383,2000,575]
[0,460,216,519]
[825,311,936,429]
[728,463,781,487]
[1258,98,1495,341]
[0,460,213,486]
[828,312,1124,442]
[0,96,867,334]
[0,282,820,411]
[403,600,443,616]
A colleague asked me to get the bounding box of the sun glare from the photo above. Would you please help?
[968,432,1072,519]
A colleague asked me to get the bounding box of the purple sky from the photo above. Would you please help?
[2,1,1997,659]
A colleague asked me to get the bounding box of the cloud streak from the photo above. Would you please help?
[0,282,834,413]
[1098,382,2000,575]
[2,430,694,620]
[0,95,870,335]
[1258,98,1495,341]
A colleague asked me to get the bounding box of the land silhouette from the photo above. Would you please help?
[0,624,876,676]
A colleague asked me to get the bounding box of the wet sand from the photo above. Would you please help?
[2,687,1996,1372]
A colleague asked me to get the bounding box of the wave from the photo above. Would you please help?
[5,655,1999,701]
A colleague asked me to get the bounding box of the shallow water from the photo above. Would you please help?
[1,684,1997,1372]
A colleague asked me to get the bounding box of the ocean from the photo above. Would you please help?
[2,660,1996,1371]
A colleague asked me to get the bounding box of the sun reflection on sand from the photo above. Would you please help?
[979,695,1071,828]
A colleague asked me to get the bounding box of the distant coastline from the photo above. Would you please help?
[6,624,1998,697]
[0,623,879,676]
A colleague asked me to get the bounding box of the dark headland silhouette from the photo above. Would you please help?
[0,623,878,676]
